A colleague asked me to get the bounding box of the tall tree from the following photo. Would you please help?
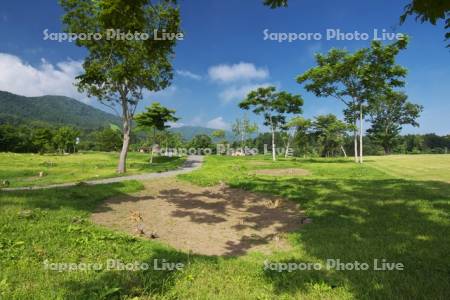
[53,127,80,154]
[134,102,179,164]
[292,117,312,158]
[239,86,303,161]
[368,91,423,154]
[232,115,258,151]
[282,116,307,158]
[297,39,408,163]
[312,114,349,157]
[60,0,180,173]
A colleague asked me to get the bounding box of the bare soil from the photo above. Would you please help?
[91,178,304,256]
[251,168,311,176]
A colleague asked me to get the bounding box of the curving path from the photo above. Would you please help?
[1,155,204,192]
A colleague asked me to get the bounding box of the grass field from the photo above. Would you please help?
[0,152,185,188]
[0,154,449,299]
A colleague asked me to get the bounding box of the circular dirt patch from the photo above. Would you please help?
[252,168,311,176]
[91,178,304,256]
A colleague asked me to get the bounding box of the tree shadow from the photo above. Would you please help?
[60,247,219,299]
[232,177,450,298]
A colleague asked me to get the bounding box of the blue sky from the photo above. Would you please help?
[0,0,448,134]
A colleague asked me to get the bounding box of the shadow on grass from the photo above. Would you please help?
[60,247,219,299]
[233,177,450,298]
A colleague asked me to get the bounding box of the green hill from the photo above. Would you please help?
[0,91,121,129]
[0,91,236,140]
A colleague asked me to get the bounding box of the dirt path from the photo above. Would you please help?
[1,155,203,191]
[92,177,304,256]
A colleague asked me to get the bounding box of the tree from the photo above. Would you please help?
[60,0,180,173]
[367,91,423,154]
[94,127,123,151]
[282,116,308,158]
[400,0,450,47]
[32,127,54,154]
[53,127,80,154]
[239,86,303,161]
[292,117,312,158]
[211,129,226,144]
[231,115,258,152]
[312,114,349,157]
[189,134,213,152]
[297,39,408,163]
[134,102,179,163]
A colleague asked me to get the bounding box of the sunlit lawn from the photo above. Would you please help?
[366,154,450,181]
[0,152,185,188]
[0,154,448,299]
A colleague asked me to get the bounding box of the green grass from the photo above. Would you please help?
[0,154,449,299]
[0,152,185,187]
[366,154,450,181]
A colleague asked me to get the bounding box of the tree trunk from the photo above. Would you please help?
[150,148,154,164]
[284,137,291,158]
[271,125,276,161]
[117,94,131,174]
[340,145,347,157]
[117,121,130,173]
[359,103,363,164]
[353,122,358,163]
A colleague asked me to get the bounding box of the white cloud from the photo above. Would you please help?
[0,53,87,101]
[206,116,230,130]
[176,69,201,80]
[208,62,269,83]
[167,121,185,128]
[219,82,275,103]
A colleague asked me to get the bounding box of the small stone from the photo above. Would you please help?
[148,231,159,239]
[301,217,312,224]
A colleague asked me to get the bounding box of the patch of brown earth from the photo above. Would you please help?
[252,168,311,176]
[91,178,304,256]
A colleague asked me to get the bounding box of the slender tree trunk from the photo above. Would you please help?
[150,127,155,164]
[117,120,130,173]
[117,94,131,174]
[359,103,363,164]
[353,124,358,163]
[340,145,347,157]
[271,124,276,161]
[284,137,291,158]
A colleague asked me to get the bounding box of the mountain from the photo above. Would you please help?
[0,91,235,140]
[170,126,235,141]
[0,91,121,129]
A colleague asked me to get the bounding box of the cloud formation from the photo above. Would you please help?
[206,116,230,130]
[0,53,86,101]
[219,82,274,103]
[176,69,201,80]
[208,62,269,83]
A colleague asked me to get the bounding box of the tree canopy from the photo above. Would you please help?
[297,39,409,163]
[367,91,423,154]
[239,86,303,161]
[60,0,180,172]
